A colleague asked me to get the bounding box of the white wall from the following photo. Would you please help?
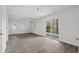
[0,6,2,52]
[0,6,8,52]
[34,6,79,46]
[77,6,79,46]
[57,6,79,46]
[8,19,32,35]
[78,47,79,53]
[32,19,46,36]
[2,6,8,52]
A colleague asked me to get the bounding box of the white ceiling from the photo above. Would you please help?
[7,5,74,20]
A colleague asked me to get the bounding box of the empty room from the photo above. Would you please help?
[0,5,79,53]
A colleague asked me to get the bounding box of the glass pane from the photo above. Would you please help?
[46,21,51,33]
[52,19,58,34]
[46,19,59,34]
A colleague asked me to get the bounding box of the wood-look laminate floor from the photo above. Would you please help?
[5,33,78,53]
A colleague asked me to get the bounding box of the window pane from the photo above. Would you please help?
[46,19,59,34]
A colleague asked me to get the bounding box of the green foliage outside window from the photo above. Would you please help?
[46,19,59,34]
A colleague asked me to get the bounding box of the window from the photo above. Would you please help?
[46,19,59,34]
